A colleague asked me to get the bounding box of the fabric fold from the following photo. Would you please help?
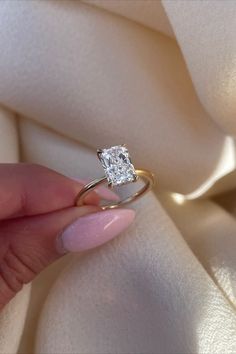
[0,0,226,194]
[35,194,236,354]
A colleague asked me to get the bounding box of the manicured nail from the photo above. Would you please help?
[72,177,120,201]
[59,209,135,252]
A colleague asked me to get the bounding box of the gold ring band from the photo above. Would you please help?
[76,169,155,210]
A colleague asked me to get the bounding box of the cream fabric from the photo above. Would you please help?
[0,1,235,353]
[83,0,174,37]
[0,0,229,194]
[163,0,236,135]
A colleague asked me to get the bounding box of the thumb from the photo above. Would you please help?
[0,205,135,309]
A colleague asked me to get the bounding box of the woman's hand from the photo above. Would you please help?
[0,164,135,310]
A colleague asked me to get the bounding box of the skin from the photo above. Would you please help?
[0,163,102,310]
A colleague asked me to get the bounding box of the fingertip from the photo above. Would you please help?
[59,208,135,252]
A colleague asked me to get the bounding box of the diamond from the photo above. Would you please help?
[97,145,137,187]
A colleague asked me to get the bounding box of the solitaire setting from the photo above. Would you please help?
[76,144,154,209]
[97,145,137,187]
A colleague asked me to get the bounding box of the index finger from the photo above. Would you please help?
[0,163,91,219]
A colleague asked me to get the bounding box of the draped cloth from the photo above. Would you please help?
[0,1,236,353]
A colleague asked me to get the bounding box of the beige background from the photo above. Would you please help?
[0,1,235,353]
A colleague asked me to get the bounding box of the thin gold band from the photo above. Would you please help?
[76,169,155,210]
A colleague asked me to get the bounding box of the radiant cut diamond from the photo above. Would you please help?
[97,145,137,187]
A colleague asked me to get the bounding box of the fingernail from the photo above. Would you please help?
[72,177,120,201]
[59,209,135,252]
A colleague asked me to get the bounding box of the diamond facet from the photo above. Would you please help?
[97,145,137,187]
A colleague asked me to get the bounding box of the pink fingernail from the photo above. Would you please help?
[59,209,135,252]
[72,178,120,201]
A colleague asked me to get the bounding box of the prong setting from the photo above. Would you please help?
[96,149,102,158]
[134,174,139,182]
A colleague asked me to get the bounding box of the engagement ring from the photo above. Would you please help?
[76,145,154,209]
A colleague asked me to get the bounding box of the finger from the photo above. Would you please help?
[0,205,135,310]
[0,163,102,219]
[74,178,120,202]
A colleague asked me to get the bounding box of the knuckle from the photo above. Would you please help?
[0,262,23,295]
[0,243,37,296]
